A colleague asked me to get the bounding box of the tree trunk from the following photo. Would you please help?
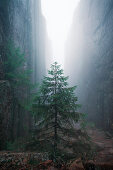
[54,63,57,158]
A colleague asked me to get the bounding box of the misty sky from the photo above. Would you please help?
[41,0,80,66]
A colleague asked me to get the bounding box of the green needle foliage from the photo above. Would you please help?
[32,62,89,161]
[2,41,32,88]
[1,41,36,110]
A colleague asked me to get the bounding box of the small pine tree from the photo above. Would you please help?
[32,62,89,161]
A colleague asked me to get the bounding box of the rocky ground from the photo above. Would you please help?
[0,128,113,169]
[87,128,113,162]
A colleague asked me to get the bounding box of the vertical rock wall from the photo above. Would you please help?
[0,0,32,148]
[31,0,47,83]
[65,0,113,129]
[0,0,49,149]
[0,81,12,149]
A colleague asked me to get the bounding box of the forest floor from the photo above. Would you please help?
[87,128,113,163]
[0,128,113,169]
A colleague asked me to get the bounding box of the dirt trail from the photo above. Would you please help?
[88,128,113,162]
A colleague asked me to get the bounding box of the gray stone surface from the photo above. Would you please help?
[65,0,113,128]
[0,0,50,146]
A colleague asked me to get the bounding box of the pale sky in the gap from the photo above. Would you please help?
[41,0,80,66]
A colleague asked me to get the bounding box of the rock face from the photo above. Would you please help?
[0,81,12,149]
[65,0,113,128]
[31,0,48,83]
[0,0,32,148]
[0,0,49,148]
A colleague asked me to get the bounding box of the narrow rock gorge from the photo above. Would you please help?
[0,0,113,168]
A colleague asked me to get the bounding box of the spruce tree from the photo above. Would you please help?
[32,62,89,160]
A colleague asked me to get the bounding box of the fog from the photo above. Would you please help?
[64,0,113,129]
[1,0,113,166]
[41,0,80,67]
[41,0,113,129]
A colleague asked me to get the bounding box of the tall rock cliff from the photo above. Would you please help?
[65,0,113,129]
[0,0,32,149]
[0,0,49,149]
